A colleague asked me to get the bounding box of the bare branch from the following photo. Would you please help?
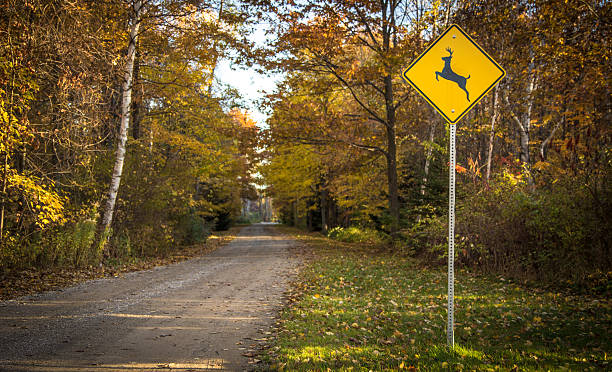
[540,116,564,160]
[316,55,388,127]
[352,5,382,53]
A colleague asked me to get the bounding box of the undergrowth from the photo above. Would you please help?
[328,226,389,244]
[0,227,240,301]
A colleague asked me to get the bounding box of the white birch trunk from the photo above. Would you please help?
[486,85,500,182]
[506,55,537,185]
[99,0,144,238]
[540,117,563,160]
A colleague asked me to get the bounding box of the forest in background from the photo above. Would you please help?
[0,0,262,271]
[0,0,609,294]
[260,0,610,291]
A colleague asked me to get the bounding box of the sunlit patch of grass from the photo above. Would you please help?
[265,227,612,371]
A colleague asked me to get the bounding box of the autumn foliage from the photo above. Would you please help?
[0,0,260,270]
[260,0,610,289]
[0,0,609,290]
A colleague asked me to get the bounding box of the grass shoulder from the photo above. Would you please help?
[264,226,611,371]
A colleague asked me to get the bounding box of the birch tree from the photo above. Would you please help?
[98,0,144,248]
[505,51,538,185]
[485,84,499,182]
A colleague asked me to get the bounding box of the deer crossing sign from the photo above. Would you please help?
[402,24,505,124]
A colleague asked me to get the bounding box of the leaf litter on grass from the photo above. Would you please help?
[264,228,612,371]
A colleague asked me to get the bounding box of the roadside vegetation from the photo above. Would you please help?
[264,229,611,371]
[0,227,239,300]
[0,1,263,280]
[261,0,610,294]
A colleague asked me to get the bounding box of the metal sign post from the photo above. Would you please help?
[401,24,505,349]
[447,123,456,347]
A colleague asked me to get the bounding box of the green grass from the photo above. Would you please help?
[264,229,611,371]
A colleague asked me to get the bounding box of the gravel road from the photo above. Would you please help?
[0,223,299,372]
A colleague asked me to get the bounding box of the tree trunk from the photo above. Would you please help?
[486,85,500,182]
[420,119,436,196]
[506,57,537,186]
[385,117,400,234]
[320,186,328,234]
[518,126,530,165]
[382,3,400,235]
[0,153,7,241]
[97,0,144,251]
[149,125,153,153]
[265,197,271,221]
[540,117,563,160]
[516,71,535,186]
[520,56,537,185]
[131,49,142,139]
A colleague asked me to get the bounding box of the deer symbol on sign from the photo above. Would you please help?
[435,47,471,101]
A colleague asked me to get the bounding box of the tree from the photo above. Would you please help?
[260,144,321,227]
[97,0,254,250]
[98,0,145,248]
[0,0,121,251]
[0,0,261,267]
[263,0,427,233]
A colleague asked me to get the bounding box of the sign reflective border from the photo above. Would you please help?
[402,24,505,124]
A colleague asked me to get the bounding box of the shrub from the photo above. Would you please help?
[1,218,99,270]
[407,170,611,292]
[214,211,233,231]
[176,213,212,245]
[327,226,389,244]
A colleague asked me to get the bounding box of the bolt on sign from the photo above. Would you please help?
[402,24,505,124]
[401,24,505,348]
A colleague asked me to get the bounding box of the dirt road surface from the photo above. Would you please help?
[0,224,299,372]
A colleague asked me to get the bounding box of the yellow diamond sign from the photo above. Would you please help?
[402,24,505,124]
